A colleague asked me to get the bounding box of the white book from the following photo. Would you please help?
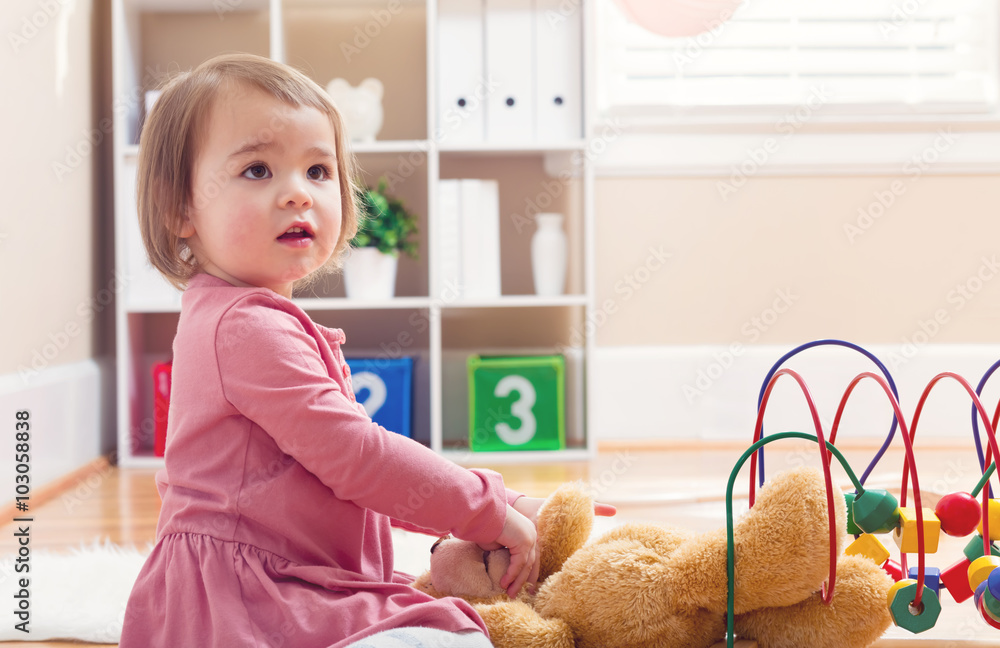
[459,179,502,300]
[437,0,486,145]
[437,180,463,299]
[485,0,536,141]
[534,0,582,142]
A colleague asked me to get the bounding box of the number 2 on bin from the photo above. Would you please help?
[353,372,388,418]
[494,374,536,445]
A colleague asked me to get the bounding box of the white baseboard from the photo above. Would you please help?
[591,343,1000,444]
[0,359,112,492]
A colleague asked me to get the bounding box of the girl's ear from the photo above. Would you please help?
[171,207,196,238]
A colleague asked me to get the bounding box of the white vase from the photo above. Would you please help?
[343,247,398,300]
[531,213,567,296]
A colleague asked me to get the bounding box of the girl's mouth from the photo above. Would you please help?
[277,226,312,240]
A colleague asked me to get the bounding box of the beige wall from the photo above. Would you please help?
[594,174,1000,347]
[5,1,999,377]
[0,0,109,378]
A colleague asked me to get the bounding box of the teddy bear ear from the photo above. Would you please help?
[358,78,384,99]
[325,78,351,97]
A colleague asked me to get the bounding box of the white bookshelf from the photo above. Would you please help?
[113,0,596,467]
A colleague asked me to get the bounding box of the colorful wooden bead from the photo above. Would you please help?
[845,491,862,535]
[847,533,891,565]
[853,489,900,534]
[888,582,941,634]
[882,558,903,582]
[968,556,1000,591]
[989,565,1000,600]
[887,578,916,607]
[893,507,941,554]
[984,586,1000,618]
[979,595,1000,630]
[962,533,1000,563]
[976,499,1000,541]
[908,566,941,596]
[934,491,981,537]
[974,580,988,607]
[940,557,974,603]
[975,581,1000,626]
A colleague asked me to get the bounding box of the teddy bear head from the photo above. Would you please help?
[413,481,595,603]
[424,537,512,600]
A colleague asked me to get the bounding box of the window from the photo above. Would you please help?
[597,0,1000,117]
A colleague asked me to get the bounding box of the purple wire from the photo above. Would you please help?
[971,359,1000,499]
[755,339,900,489]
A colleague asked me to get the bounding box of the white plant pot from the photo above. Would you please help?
[343,247,398,300]
[531,213,567,296]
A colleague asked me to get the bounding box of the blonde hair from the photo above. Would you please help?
[137,52,360,291]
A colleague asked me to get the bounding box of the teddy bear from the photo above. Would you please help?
[413,467,895,648]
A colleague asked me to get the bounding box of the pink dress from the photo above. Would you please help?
[121,273,516,647]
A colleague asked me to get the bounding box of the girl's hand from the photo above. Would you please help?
[479,505,539,598]
[512,496,618,525]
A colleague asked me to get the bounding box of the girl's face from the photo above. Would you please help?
[179,84,343,298]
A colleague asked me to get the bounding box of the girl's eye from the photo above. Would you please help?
[243,164,270,180]
[308,164,332,181]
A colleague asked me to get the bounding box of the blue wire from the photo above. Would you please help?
[755,339,900,489]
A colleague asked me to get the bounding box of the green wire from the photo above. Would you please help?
[726,432,865,648]
[971,462,997,498]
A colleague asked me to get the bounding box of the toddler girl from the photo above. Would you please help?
[120,52,543,648]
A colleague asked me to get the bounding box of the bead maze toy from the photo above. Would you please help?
[722,339,1000,648]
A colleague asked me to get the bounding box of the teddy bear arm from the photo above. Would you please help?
[474,600,574,648]
[733,468,849,611]
[733,554,893,648]
[536,483,595,582]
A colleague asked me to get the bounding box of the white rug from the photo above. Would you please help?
[0,539,150,643]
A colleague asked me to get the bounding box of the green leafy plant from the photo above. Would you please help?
[351,176,419,259]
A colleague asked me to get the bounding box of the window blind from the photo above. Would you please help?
[597,0,1000,113]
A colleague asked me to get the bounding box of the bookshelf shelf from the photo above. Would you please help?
[113,0,596,466]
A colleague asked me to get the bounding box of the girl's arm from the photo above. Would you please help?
[215,295,509,546]
[391,488,526,536]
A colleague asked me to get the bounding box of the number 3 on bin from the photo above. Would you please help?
[494,374,536,445]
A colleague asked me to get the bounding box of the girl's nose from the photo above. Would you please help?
[279,175,313,210]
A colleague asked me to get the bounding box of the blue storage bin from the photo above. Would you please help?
[346,357,414,438]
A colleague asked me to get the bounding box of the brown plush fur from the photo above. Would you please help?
[414,468,894,648]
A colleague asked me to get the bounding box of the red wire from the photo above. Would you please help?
[747,368,838,605]
[750,369,1000,614]
[906,372,1000,607]
[830,372,924,605]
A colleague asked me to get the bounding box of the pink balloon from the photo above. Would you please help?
[614,0,744,38]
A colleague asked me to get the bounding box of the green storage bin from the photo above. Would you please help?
[467,354,565,452]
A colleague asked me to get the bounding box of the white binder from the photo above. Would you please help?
[123,156,182,309]
[534,0,582,142]
[437,0,486,145]
[460,179,502,300]
[436,180,463,299]
[485,0,536,142]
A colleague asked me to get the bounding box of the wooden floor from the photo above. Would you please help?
[2,443,999,646]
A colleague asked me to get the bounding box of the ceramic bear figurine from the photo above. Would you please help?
[325,77,384,143]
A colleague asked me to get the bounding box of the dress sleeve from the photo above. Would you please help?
[214,294,508,545]
[390,482,523,537]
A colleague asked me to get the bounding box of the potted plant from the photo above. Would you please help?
[343,176,419,300]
